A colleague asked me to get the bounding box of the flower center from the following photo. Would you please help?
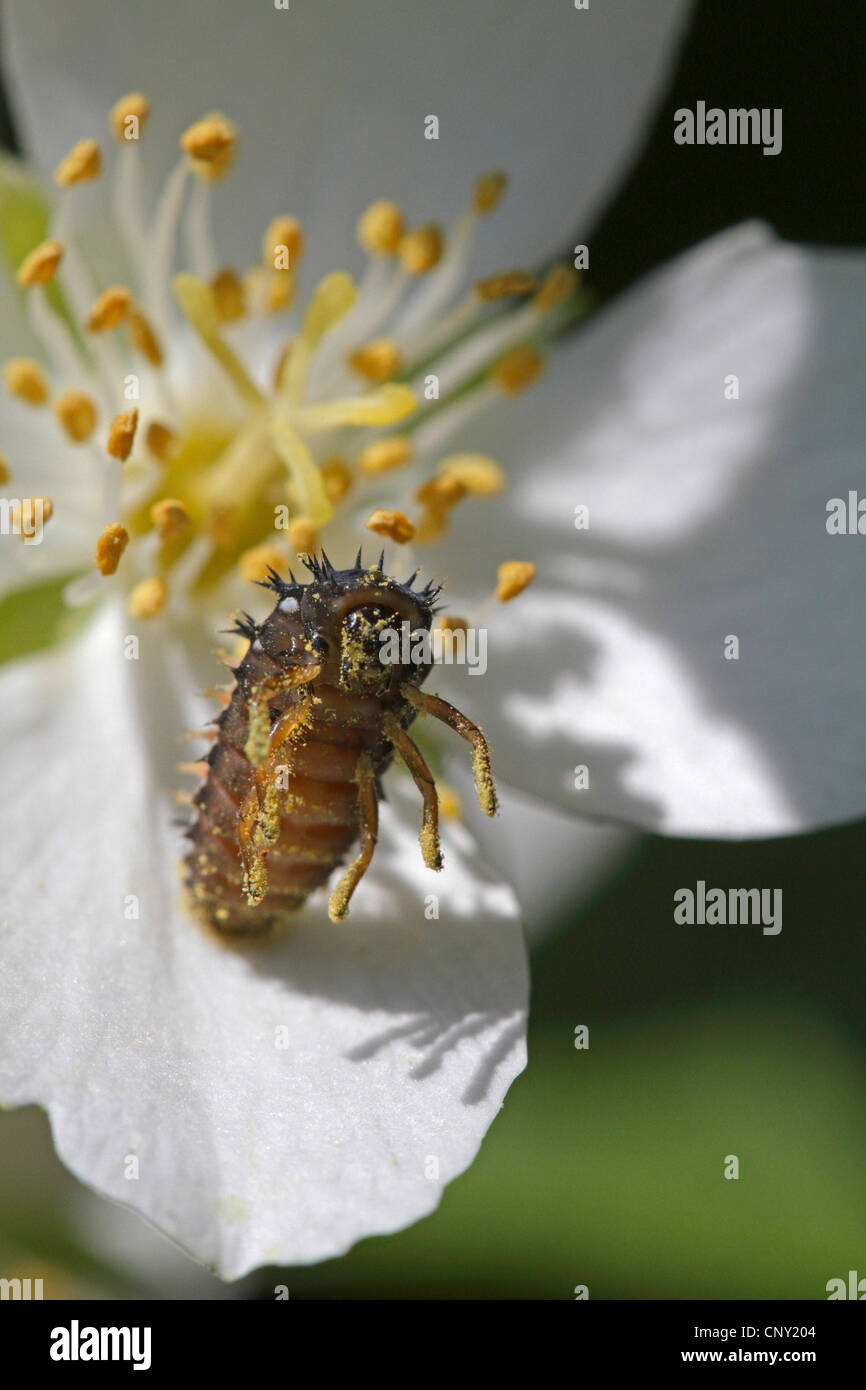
[4,94,586,622]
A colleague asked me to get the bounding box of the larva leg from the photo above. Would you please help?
[238,700,313,905]
[384,715,443,871]
[401,684,498,818]
[328,754,378,922]
[244,662,321,768]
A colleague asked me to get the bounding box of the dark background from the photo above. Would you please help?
[0,0,864,1299]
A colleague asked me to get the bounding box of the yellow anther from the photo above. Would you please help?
[181,112,236,165]
[366,508,415,544]
[110,92,150,142]
[210,268,246,323]
[54,138,102,187]
[296,382,416,432]
[288,516,319,554]
[437,782,463,821]
[263,271,296,315]
[54,390,97,442]
[473,171,507,215]
[357,200,405,256]
[3,358,49,406]
[348,337,403,384]
[238,543,287,583]
[358,435,412,475]
[434,614,469,637]
[94,522,129,575]
[128,310,163,365]
[438,453,505,496]
[320,457,353,503]
[0,452,10,484]
[491,344,545,395]
[263,216,305,270]
[129,576,168,619]
[16,239,64,288]
[534,264,579,313]
[10,497,53,539]
[107,408,138,461]
[145,421,178,462]
[475,269,535,302]
[496,560,536,602]
[416,474,466,509]
[150,498,191,541]
[398,224,444,275]
[87,285,132,332]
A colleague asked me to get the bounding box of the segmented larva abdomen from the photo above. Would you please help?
[185,601,400,934]
[183,554,496,934]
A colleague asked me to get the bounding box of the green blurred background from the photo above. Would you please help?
[1,0,864,1298]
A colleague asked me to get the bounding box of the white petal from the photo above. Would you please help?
[0,603,526,1279]
[1,0,691,281]
[433,224,866,835]
[449,763,637,944]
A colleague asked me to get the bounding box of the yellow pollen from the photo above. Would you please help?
[181,113,236,165]
[296,382,416,432]
[475,269,536,302]
[366,508,415,544]
[438,453,505,496]
[110,92,150,142]
[94,522,129,575]
[107,408,138,461]
[3,358,49,406]
[238,544,287,583]
[145,421,178,462]
[54,389,98,442]
[210,268,246,323]
[0,452,10,484]
[263,216,305,270]
[348,337,403,384]
[357,200,405,256]
[358,435,412,475]
[496,560,537,602]
[534,263,579,312]
[87,285,133,332]
[150,498,191,541]
[128,309,163,365]
[320,457,353,502]
[289,516,319,554]
[398,224,444,275]
[491,344,545,395]
[54,138,102,187]
[16,239,64,288]
[129,576,168,619]
[473,171,508,216]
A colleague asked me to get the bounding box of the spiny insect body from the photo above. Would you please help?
[184,551,497,933]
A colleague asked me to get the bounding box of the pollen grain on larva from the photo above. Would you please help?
[183,551,498,936]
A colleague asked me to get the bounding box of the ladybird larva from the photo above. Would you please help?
[184,550,498,934]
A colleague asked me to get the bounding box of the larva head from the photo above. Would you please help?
[284,552,437,696]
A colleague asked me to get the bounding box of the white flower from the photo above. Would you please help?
[2,0,864,1283]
